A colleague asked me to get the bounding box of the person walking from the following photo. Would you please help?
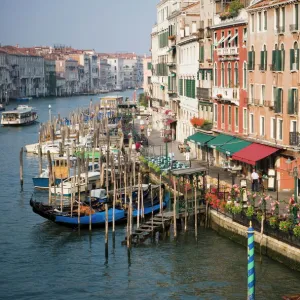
[251,169,259,192]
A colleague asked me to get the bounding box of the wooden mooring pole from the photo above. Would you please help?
[19,147,23,187]
[173,176,177,239]
[105,203,109,259]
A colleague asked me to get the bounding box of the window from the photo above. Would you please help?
[234,62,238,86]
[293,4,299,31]
[248,46,255,70]
[147,62,152,70]
[274,87,283,113]
[271,118,276,139]
[192,21,197,33]
[228,106,232,125]
[260,45,267,71]
[258,12,262,32]
[271,44,284,71]
[235,107,239,127]
[243,62,247,89]
[261,85,265,105]
[199,45,204,63]
[250,84,254,103]
[214,32,217,49]
[227,63,232,87]
[277,119,283,140]
[264,11,267,30]
[213,63,217,86]
[214,103,218,122]
[243,28,247,45]
[221,63,225,87]
[243,108,248,130]
[290,42,299,71]
[291,120,297,132]
[250,113,254,134]
[260,116,265,136]
[221,31,225,48]
[275,8,280,30]
[221,105,225,124]
[251,14,255,32]
[288,88,298,115]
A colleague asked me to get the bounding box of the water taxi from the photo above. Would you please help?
[1,105,38,126]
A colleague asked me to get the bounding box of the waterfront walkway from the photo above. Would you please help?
[145,128,293,207]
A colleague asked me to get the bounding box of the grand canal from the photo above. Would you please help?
[1,91,300,299]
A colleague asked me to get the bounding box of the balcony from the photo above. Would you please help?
[263,100,274,108]
[217,47,239,56]
[275,26,285,35]
[212,87,239,105]
[247,98,263,106]
[197,87,211,101]
[290,24,299,33]
[289,132,300,146]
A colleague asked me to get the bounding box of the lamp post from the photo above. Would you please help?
[164,120,168,160]
[48,104,52,122]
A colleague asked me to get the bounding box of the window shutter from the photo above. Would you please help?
[296,90,299,114]
[278,88,282,113]
[272,50,276,70]
[290,49,295,70]
[248,51,253,70]
[288,89,293,114]
[252,51,255,70]
[200,46,204,62]
[264,51,268,70]
[260,51,264,69]
[275,50,281,71]
[168,76,171,90]
[297,49,300,70]
[281,50,285,71]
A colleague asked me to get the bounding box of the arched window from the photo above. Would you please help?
[260,44,268,71]
[234,62,238,86]
[214,63,217,86]
[243,62,247,89]
[228,63,232,87]
[221,63,225,87]
[291,42,299,71]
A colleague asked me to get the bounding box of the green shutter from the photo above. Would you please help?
[264,51,268,70]
[290,49,295,70]
[275,50,281,71]
[168,76,171,90]
[277,88,282,113]
[281,50,285,71]
[296,4,299,30]
[260,51,264,70]
[252,51,255,70]
[295,90,299,114]
[248,51,253,70]
[297,49,300,70]
[200,46,204,63]
[288,89,293,114]
[272,50,276,70]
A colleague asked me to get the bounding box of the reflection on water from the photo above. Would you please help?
[1,93,300,299]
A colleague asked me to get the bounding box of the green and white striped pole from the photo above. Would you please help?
[247,221,255,300]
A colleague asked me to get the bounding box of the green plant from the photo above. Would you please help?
[231,204,242,215]
[293,225,300,238]
[162,172,168,178]
[256,211,262,222]
[279,220,293,232]
[154,165,161,173]
[148,162,154,169]
[229,0,244,16]
[246,206,255,219]
[225,202,233,213]
[269,216,278,228]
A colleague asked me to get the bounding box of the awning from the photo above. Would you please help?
[165,118,176,125]
[187,132,215,146]
[228,33,238,44]
[207,134,235,149]
[218,138,251,156]
[167,46,176,52]
[232,143,279,166]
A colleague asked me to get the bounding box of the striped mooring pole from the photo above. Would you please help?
[247,221,255,300]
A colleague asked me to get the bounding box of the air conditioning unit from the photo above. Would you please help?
[291,63,297,72]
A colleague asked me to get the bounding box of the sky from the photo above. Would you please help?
[0,0,158,55]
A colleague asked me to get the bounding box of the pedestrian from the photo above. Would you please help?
[251,169,259,192]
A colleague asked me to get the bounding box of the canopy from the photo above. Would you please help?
[228,33,238,44]
[218,138,251,156]
[232,143,279,166]
[187,132,215,146]
[207,134,235,149]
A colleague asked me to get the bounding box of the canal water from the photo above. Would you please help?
[1,91,300,299]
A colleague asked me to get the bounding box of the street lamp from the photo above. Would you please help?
[286,158,298,203]
[48,104,52,122]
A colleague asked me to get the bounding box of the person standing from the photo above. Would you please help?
[251,169,259,192]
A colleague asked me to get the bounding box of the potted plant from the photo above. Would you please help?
[217,94,223,99]
[279,220,293,233]
[293,224,300,238]
[246,206,255,219]
[268,216,278,228]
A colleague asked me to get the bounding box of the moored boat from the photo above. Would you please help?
[1,105,38,126]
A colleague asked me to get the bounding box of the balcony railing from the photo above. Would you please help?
[263,100,274,108]
[289,132,300,146]
[197,87,211,100]
[275,26,285,35]
[290,24,299,32]
[247,98,263,105]
[217,47,239,56]
[212,87,239,104]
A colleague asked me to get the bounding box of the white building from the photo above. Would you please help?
[107,57,124,90]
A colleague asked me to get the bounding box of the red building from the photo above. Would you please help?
[212,10,248,135]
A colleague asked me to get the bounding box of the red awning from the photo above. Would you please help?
[165,118,176,125]
[232,143,279,166]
